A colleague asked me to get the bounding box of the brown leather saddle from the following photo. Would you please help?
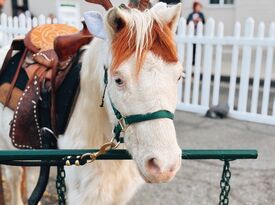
[0,23,93,149]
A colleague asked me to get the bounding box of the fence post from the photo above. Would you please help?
[26,17,32,32]
[238,18,254,112]
[13,16,19,38]
[38,15,46,25]
[251,22,265,114]
[184,21,194,104]
[7,16,13,45]
[32,17,38,27]
[201,18,215,107]
[53,18,58,24]
[228,22,241,111]
[0,14,8,47]
[212,22,224,106]
[19,14,27,36]
[192,22,203,105]
[177,17,186,103]
[261,23,275,115]
[46,17,52,24]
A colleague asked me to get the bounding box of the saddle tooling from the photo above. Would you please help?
[0,23,93,149]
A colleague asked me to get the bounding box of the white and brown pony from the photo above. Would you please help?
[0,3,183,205]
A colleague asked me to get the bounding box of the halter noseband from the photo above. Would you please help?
[101,66,175,143]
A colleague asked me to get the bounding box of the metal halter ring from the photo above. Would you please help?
[118,117,129,132]
[111,136,121,149]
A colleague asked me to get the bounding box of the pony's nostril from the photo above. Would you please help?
[169,164,176,172]
[146,158,161,174]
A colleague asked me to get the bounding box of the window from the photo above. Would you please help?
[224,0,234,4]
[209,0,234,6]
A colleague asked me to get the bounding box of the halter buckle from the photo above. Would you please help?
[118,117,128,132]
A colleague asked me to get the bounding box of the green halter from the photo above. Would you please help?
[101,66,175,143]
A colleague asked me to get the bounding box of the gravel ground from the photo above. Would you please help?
[2,111,275,205]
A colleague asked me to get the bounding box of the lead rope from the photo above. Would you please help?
[80,66,120,163]
[219,160,231,205]
[55,139,119,205]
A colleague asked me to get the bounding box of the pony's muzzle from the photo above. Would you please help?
[144,154,181,183]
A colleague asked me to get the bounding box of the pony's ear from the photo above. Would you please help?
[105,7,127,38]
[84,11,107,39]
[154,3,182,33]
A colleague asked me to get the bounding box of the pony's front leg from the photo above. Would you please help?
[3,166,24,205]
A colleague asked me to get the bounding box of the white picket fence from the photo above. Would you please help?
[176,17,275,125]
[0,13,274,125]
[0,13,59,47]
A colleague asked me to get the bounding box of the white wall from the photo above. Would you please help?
[236,0,275,26]
[3,0,127,17]
[2,0,275,35]
[2,0,11,15]
[181,0,275,35]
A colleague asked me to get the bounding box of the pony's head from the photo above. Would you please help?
[85,3,183,183]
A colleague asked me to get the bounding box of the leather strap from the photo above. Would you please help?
[0,39,25,78]
[122,110,174,124]
[50,55,59,133]
[0,83,22,110]
[4,48,28,107]
[112,104,174,142]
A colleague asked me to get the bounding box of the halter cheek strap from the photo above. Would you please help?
[101,67,175,143]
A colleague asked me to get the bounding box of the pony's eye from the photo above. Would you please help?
[115,78,124,86]
[177,75,182,81]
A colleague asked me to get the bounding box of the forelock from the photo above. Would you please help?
[111,8,178,74]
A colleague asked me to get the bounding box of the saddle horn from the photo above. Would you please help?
[138,0,150,11]
[54,22,93,61]
[85,0,113,10]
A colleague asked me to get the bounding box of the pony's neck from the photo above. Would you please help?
[64,39,112,148]
[61,39,143,205]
